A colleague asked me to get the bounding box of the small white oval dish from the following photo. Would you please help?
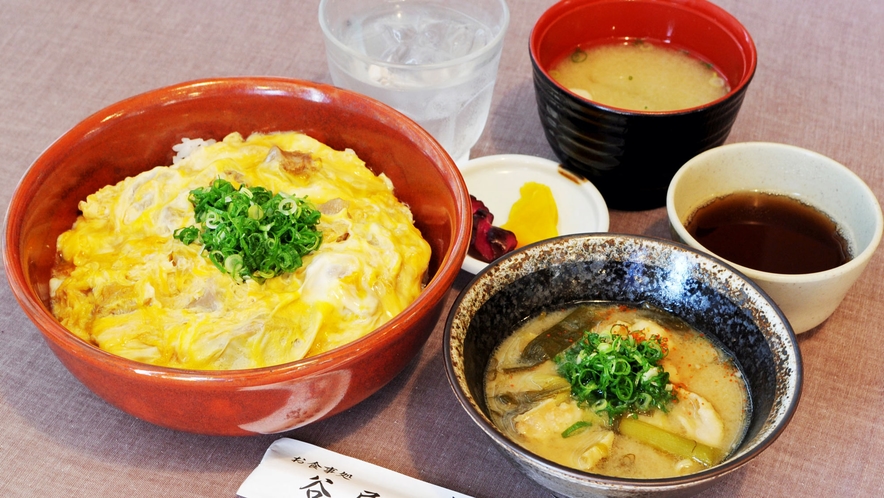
[460,154,609,273]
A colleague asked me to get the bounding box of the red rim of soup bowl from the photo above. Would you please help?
[530,0,757,115]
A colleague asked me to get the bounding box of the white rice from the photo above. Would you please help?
[171,137,216,164]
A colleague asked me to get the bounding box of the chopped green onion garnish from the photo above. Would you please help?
[570,47,588,63]
[173,178,322,283]
[554,326,676,421]
[561,420,593,438]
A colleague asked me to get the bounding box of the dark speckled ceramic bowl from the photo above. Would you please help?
[443,234,801,498]
[530,0,756,210]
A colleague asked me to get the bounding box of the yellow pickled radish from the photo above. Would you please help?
[501,182,558,247]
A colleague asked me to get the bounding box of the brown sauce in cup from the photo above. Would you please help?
[685,191,851,274]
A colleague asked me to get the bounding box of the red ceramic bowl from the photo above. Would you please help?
[530,0,757,210]
[3,77,471,436]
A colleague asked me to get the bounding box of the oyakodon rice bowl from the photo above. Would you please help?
[3,77,471,435]
[50,131,432,370]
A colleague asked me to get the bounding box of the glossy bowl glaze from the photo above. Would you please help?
[530,0,757,210]
[4,77,471,436]
[444,234,801,497]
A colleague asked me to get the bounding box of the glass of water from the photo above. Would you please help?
[319,0,510,165]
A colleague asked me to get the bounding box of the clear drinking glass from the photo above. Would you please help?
[319,0,509,165]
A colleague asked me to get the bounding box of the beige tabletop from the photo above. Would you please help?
[1,0,882,496]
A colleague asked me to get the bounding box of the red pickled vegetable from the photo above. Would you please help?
[470,195,518,263]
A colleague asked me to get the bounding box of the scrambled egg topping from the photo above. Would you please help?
[49,131,431,370]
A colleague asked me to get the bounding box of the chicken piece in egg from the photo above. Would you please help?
[49,131,432,370]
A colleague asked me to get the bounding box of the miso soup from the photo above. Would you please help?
[549,40,730,112]
[484,302,750,479]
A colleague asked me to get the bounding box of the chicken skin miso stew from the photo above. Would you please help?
[485,302,750,478]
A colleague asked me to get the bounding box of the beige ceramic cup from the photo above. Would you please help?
[667,142,883,333]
